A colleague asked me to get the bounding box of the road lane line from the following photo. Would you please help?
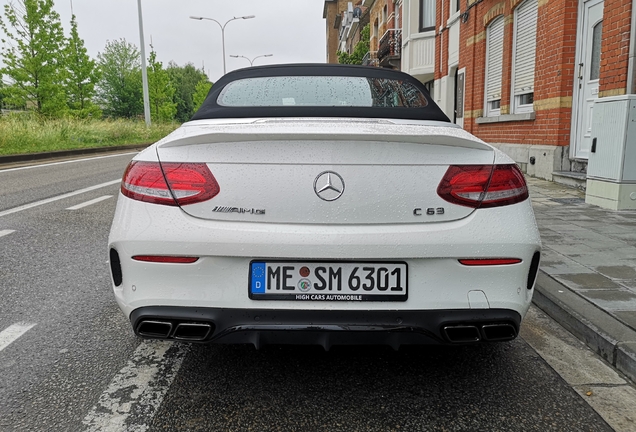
[0,179,120,218]
[66,195,113,210]
[0,323,36,352]
[0,152,138,173]
[0,229,16,238]
[82,341,187,432]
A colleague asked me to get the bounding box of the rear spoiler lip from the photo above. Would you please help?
[155,118,493,152]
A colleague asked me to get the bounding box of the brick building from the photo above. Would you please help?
[324,0,403,68]
[325,0,636,206]
[324,0,352,63]
[402,0,635,190]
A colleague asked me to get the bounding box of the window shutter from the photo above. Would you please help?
[513,0,538,96]
[486,17,504,103]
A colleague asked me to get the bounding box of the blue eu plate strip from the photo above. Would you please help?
[251,262,266,294]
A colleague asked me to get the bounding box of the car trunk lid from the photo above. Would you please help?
[155,119,496,224]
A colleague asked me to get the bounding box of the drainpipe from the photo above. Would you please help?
[628,0,636,93]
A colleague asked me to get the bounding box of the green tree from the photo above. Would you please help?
[64,14,100,117]
[96,39,143,118]
[192,77,213,112]
[0,0,67,115]
[167,62,208,122]
[337,24,370,65]
[147,47,176,122]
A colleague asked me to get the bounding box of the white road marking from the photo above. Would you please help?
[66,195,113,210]
[0,152,138,173]
[82,341,187,432]
[0,179,120,218]
[0,229,16,238]
[0,323,36,352]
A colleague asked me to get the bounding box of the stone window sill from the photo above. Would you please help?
[475,112,535,124]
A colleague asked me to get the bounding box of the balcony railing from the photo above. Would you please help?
[362,51,378,67]
[377,29,402,66]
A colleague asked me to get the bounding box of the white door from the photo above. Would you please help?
[572,0,604,159]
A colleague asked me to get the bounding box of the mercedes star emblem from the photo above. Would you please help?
[313,171,345,201]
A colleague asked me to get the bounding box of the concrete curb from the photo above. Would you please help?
[0,143,148,165]
[533,270,636,384]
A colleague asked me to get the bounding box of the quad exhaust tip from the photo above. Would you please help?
[481,323,517,341]
[173,323,212,341]
[136,320,213,341]
[443,323,517,343]
[443,325,481,343]
[137,320,173,339]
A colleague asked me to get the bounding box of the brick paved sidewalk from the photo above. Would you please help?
[528,177,636,383]
[529,178,636,331]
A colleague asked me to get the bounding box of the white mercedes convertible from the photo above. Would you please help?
[108,64,541,348]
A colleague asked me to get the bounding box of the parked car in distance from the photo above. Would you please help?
[108,64,541,349]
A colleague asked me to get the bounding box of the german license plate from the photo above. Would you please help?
[249,261,408,301]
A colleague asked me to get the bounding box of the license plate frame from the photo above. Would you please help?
[248,260,408,302]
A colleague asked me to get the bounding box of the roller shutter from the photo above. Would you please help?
[486,17,505,106]
[513,0,538,96]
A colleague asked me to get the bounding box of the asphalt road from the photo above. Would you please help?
[0,153,629,431]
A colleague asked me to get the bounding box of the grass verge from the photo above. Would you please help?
[0,114,180,156]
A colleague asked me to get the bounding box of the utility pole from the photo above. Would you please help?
[137,0,151,126]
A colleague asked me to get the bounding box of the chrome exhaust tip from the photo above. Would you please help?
[137,320,173,339]
[173,323,212,341]
[442,325,481,343]
[481,323,517,341]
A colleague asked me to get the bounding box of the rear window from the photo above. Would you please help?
[217,76,429,108]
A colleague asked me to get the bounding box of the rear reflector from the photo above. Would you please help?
[132,255,199,264]
[121,161,220,206]
[459,258,522,266]
[437,164,528,208]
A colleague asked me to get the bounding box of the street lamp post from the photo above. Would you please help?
[229,54,274,66]
[189,15,256,75]
[137,0,151,126]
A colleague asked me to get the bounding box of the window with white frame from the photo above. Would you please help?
[453,0,460,14]
[590,21,603,80]
[485,16,504,117]
[511,0,538,113]
[419,0,435,32]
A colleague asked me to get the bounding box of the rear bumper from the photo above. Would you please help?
[130,306,522,348]
[109,197,541,317]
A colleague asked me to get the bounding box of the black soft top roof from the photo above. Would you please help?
[190,63,450,123]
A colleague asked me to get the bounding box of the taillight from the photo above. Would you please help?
[437,164,528,208]
[121,161,220,206]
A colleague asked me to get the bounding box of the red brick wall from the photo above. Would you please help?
[599,0,633,97]
[370,0,388,51]
[457,0,583,147]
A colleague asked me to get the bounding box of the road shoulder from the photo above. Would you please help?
[522,305,636,431]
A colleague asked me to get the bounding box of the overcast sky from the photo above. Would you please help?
[1,0,327,82]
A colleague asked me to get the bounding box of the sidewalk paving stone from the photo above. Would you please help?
[615,313,636,329]
[554,274,621,290]
[596,266,636,280]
